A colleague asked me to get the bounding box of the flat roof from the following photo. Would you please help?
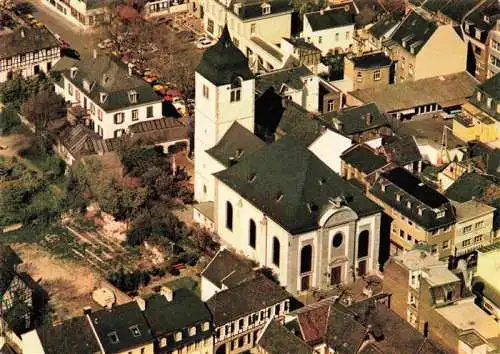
[453,200,496,223]
[394,249,443,271]
[424,265,460,286]
[350,72,478,113]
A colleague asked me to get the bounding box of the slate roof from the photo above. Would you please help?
[282,38,321,52]
[390,11,437,55]
[206,275,291,326]
[468,141,500,177]
[464,0,500,35]
[256,65,313,94]
[196,24,253,86]
[341,144,387,174]
[89,302,153,353]
[324,304,367,353]
[350,71,478,113]
[144,289,212,352]
[305,7,355,31]
[228,0,293,20]
[201,249,256,289]
[382,134,422,166]
[258,320,313,354]
[349,52,392,69]
[0,27,60,60]
[206,122,265,168]
[214,136,381,234]
[479,73,500,101]
[36,316,101,354]
[61,53,161,112]
[368,16,401,39]
[370,167,455,230]
[470,74,500,121]
[321,103,389,136]
[439,0,480,23]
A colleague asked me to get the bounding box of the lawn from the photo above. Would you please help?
[162,276,200,297]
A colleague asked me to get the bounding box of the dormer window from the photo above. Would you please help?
[406,201,412,209]
[396,193,401,202]
[175,332,182,342]
[189,326,196,336]
[83,79,90,92]
[464,22,470,33]
[128,90,138,104]
[108,331,119,344]
[475,29,482,40]
[230,77,242,102]
[487,97,492,108]
[247,173,256,183]
[100,92,108,104]
[129,325,141,337]
[70,67,78,79]
[477,92,482,101]
[160,338,167,348]
[435,209,445,218]
[381,184,386,192]
[202,322,210,331]
[261,3,271,15]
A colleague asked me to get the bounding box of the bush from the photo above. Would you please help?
[0,104,21,135]
[107,268,151,293]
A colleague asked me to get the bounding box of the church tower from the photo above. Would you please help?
[194,25,255,203]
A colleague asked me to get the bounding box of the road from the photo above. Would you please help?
[26,0,99,55]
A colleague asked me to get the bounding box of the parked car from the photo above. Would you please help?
[196,35,215,49]
[61,47,80,59]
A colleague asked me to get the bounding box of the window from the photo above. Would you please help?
[406,201,412,209]
[272,237,280,267]
[346,31,350,40]
[114,113,124,124]
[327,99,335,112]
[146,106,154,118]
[262,3,270,15]
[203,84,209,98]
[129,325,141,337]
[226,201,233,231]
[207,19,214,34]
[463,225,473,234]
[300,245,312,274]
[108,332,119,344]
[131,109,139,121]
[202,321,210,331]
[399,229,405,238]
[90,102,95,114]
[475,221,484,229]
[189,326,196,336]
[75,90,80,102]
[249,219,256,248]
[238,318,244,330]
[357,231,369,258]
[335,33,339,41]
[114,129,125,138]
[275,304,280,315]
[98,110,103,121]
[318,36,322,44]
[230,77,242,102]
[430,244,437,254]
[250,23,256,34]
[160,338,167,347]
[442,240,449,249]
[175,332,182,342]
[332,232,343,247]
[373,69,381,81]
[356,71,362,82]
[68,83,73,96]
[97,126,103,137]
[407,234,412,241]
[462,239,471,247]
[128,90,138,104]
[396,193,401,202]
[474,235,483,243]
[477,92,482,101]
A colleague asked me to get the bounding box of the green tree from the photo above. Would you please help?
[0,104,21,135]
[0,75,29,110]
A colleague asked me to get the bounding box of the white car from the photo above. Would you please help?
[196,36,215,49]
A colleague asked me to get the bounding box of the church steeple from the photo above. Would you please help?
[196,24,254,86]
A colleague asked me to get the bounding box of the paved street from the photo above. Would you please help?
[27,0,99,55]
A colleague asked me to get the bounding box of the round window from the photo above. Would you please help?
[332,233,343,248]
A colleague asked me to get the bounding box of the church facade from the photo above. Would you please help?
[193,25,382,295]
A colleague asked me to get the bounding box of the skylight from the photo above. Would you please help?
[108,331,119,344]
[129,325,141,337]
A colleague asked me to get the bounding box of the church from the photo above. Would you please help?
[193,25,383,295]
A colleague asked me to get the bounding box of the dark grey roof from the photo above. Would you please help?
[445,172,499,203]
[341,144,387,174]
[206,275,291,326]
[370,167,455,230]
[229,0,293,20]
[90,302,153,353]
[214,136,382,234]
[61,54,161,112]
[382,134,422,166]
[368,16,401,39]
[478,73,500,101]
[258,320,313,354]
[321,103,389,136]
[305,7,356,31]
[464,0,500,34]
[196,25,254,86]
[422,0,451,13]
[470,74,500,121]
[439,0,480,23]
[0,27,60,60]
[256,65,313,94]
[206,122,265,168]
[324,304,367,354]
[390,11,437,55]
[282,38,321,52]
[144,289,212,351]
[37,316,101,354]
[201,249,256,288]
[349,52,392,69]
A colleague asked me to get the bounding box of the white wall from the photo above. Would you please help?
[0,47,60,83]
[200,276,221,302]
[308,129,352,174]
[303,18,354,56]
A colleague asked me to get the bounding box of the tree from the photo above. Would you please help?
[0,104,21,135]
[0,75,29,110]
[20,89,66,154]
[380,0,405,15]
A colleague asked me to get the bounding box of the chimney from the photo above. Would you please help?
[160,286,173,302]
[135,297,146,311]
[20,29,25,38]
[83,306,92,315]
[93,49,97,59]
[228,156,237,166]
[128,63,133,76]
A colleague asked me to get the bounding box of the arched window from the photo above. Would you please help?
[300,245,312,274]
[226,201,233,231]
[230,77,242,102]
[249,219,256,248]
[357,230,369,258]
[272,237,280,267]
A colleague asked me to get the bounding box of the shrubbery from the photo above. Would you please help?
[107,268,151,293]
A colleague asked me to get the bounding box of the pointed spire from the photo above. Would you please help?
[219,23,232,48]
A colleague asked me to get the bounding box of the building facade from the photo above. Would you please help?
[344,52,392,91]
[42,0,108,28]
[0,27,60,83]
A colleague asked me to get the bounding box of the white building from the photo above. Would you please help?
[0,27,60,83]
[193,26,382,295]
[302,5,356,56]
[41,0,108,28]
[55,52,164,140]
